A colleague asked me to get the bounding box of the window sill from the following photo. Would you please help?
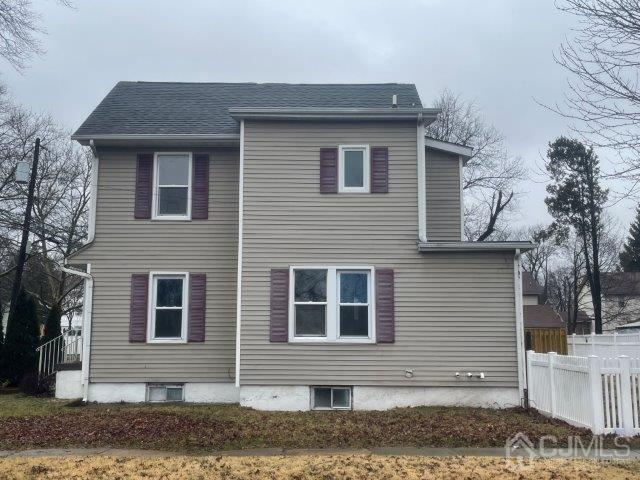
[288,338,375,345]
[151,216,192,221]
[146,339,187,344]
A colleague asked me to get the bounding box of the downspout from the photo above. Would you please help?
[61,265,93,402]
[234,120,245,388]
[417,114,427,243]
[513,249,526,405]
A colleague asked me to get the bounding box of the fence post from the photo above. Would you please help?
[588,355,604,435]
[591,332,596,356]
[570,333,575,355]
[548,352,557,418]
[618,356,634,437]
[613,332,618,357]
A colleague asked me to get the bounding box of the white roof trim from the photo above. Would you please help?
[418,241,535,253]
[72,134,240,147]
[425,137,473,159]
[229,107,440,121]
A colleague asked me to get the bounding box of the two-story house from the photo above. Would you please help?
[59,82,533,410]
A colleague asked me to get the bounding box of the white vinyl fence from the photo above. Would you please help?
[527,351,640,436]
[568,333,640,357]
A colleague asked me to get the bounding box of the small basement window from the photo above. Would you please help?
[312,386,352,410]
[147,384,184,402]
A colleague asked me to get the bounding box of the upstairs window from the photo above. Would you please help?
[149,273,188,343]
[289,266,374,343]
[338,145,370,193]
[154,153,192,219]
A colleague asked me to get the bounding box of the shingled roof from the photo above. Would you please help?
[524,304,564,329]
[600,272,640,296]
[73,82,423,138]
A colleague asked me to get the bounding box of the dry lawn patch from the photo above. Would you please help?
[0,455,639,480]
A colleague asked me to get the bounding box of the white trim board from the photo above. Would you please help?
[235,120,245,387]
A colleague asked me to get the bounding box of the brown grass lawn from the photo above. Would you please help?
[1,455,640,480]
[0,394,638,452]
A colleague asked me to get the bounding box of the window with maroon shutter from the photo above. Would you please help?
[188,274,206,342]
[370,147,389,193]
[129,274,149,342]
[270,268,289,342]
[191,154,209,219]
[319,148,338,193]
[134,154,153,219]
[375,268,395,343]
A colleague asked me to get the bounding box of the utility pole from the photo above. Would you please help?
[7,138,40,325]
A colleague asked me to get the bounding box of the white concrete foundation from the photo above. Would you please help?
[87,382,240,403]
[352,386,520,410]
[55,370,83,399]
[88,383,146,403]
[184,383,239,403]
[240,386,310,411]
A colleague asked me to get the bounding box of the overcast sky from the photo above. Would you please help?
[2,0,635,234]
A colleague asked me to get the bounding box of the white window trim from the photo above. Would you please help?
[338,145,370,193]
[288,266,375,344]
[152,152,192,220]
[147,271,189,344]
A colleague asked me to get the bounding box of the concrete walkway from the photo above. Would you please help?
[1,447,640,459]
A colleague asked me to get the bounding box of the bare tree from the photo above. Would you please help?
[554,0,640,183]
[425,89,527,240]
[0,0,73,71]
[0,87,89,323]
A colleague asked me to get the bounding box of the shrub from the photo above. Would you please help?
[3,289,40,386]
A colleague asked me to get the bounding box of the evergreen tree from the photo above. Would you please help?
[620,205,640,272]
[3,289,40,385]
[42,303,62,346]
[545,137,608,333]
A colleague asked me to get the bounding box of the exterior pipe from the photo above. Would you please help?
[61,265,93,402]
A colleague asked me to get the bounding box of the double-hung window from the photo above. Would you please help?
[338,145,370,193]
[290,267,374,343]
[153,153,192,219]
[149,273,188,343]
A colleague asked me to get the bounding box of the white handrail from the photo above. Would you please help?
[36,329,82,380]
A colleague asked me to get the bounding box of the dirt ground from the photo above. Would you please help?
[0,454,639,480]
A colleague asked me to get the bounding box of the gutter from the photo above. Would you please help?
[71,133,240,147]
[229,107,440,121]
[418,241,535,253]
[61,265,93,402]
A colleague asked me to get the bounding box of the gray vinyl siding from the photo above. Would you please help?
[426,149,462,241]
[240,121,517,388]
[72,147,238,383]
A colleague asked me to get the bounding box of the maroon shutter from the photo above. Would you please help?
[188,274,206,342]
[191,154,209,219]
[134,153,153,219]
[319,147,338,193]
[370,147,389,193]
[376,268,395,343]
[129,274,148,342]
[270,268,289,342]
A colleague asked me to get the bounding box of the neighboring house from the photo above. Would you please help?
[522,272,543,306]
[521,272,566,354]
[58,81,534,410]
[580,272,640,332]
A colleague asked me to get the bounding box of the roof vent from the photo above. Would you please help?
[391,94,398,108]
